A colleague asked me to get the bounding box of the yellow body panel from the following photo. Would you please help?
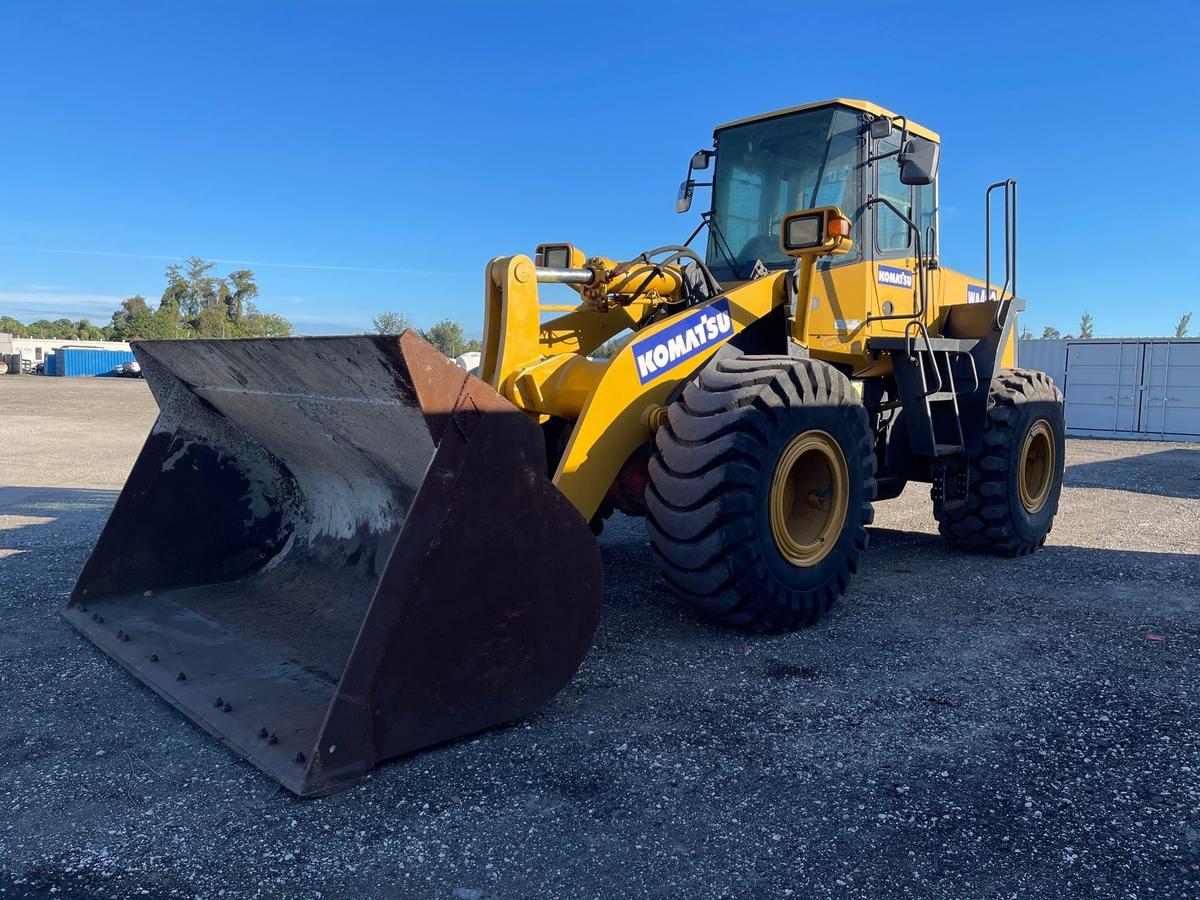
[554,275,785,519]
[799,260,1017,373]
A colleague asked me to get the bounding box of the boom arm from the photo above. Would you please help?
[481,251,787,520]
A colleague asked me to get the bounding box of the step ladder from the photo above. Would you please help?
[872,324,982,508]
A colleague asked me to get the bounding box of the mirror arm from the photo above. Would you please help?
[865,147,900,166]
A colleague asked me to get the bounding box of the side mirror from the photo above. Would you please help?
[675,180,694,214]
[898,136,940,186]
[690,149,713,171]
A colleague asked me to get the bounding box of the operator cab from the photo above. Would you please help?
[678,99,940,283]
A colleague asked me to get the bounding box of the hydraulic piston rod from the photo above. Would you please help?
[536,266,595,285]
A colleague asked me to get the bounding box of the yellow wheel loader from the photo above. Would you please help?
[65,98,1065,796]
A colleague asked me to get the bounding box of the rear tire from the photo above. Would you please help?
[646,355,876,631]
[934,368,1065,555]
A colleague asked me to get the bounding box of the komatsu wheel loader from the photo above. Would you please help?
[66,98,1065,796]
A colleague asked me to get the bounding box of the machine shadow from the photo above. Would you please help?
[0,486,120,559]
[1065,446,1199,500]
[596,516,1199,642]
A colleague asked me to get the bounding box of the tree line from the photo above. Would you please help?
[1,257,293,342]
[371,312,482,357]
[1020,311,1192,341]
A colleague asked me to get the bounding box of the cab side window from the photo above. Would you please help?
[916,181,936,257]
[875,140,913,254]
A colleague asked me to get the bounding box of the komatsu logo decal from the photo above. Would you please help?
[877,265,913,289]
[632,298,733,384]
[967,284,999,303]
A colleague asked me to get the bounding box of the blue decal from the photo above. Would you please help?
[631,298,734,385]
[966,284,998,303]
[877,265,913,289]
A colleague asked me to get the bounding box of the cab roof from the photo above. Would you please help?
[714,98,940,143]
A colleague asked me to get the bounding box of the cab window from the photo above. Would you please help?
[875,138,912,254]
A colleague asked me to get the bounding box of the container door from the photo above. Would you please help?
[1139,341,1200,437]
[1063,341,1143,433]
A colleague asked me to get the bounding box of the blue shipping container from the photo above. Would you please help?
[44,353,57,376]
[56,348,135,377]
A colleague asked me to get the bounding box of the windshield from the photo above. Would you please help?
[706,106,863,281]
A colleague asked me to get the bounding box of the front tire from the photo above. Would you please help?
[935,368,1065,555]
[646,355,876,631]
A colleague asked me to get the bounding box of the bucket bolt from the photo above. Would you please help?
[223,703,232,713]
[258,727,269,739]
[294,751,306,764]
[176,672,187,681]
[149,654,159,662]
[213,697,224,708]
[268,733,279,745]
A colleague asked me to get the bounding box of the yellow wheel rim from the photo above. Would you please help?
[1018,419,1055,514]
[769,430,849,567]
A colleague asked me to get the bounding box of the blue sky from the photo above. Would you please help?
[1,1,1197,337]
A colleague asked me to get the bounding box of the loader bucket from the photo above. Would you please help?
[63,333,602,797]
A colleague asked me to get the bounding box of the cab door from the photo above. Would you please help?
[868,134,936,334]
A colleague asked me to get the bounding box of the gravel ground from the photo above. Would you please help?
[1,375,1198,899]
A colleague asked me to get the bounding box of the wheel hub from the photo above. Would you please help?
[769,430,849,567]
[1018,418,1055,514]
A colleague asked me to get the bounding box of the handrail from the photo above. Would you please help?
[985,179,1017,331]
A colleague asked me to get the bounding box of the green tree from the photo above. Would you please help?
[372,311,413,335]
[1079,311,1095,339]
[1041,326,1061,340]
[591,339,621,359]
[185,257,220,316]
[1176,313,1192,338]
[160,264,188,313]
[224,270,257,322]
[150,259,290,338]
[110,295,181,340]
[236,303,293,337]
[420,319,470,357]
